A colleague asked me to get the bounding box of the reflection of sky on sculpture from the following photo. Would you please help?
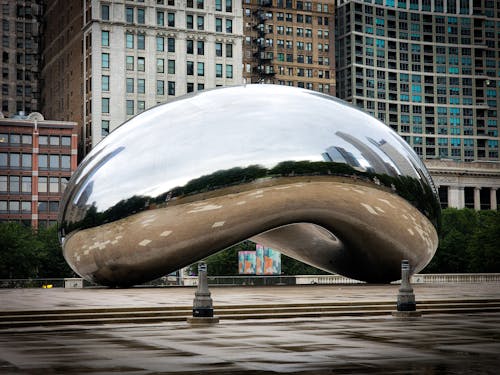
[78,85,425,211]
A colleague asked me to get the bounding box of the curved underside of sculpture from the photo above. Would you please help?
[58,85,440,286]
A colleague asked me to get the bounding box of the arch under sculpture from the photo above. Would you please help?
[58,85,440,287]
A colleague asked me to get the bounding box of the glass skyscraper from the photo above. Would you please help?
[335,0,499,162]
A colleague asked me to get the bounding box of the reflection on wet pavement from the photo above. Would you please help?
[1,313,500,374]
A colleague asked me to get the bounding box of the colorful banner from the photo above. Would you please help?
[256,244,264,275]
[238,251,257,274]
[263,247,281,275]
[240,245,281,275]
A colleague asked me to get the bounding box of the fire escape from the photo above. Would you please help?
[252,1,275,83]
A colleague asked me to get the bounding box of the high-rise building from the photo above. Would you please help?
[0,1,42,117]
[0,113,78,228]
[335,0,499,163]
[242,0,336,95]
[42,0,244,154]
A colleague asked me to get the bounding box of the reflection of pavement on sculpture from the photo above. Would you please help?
[64,178,437,286]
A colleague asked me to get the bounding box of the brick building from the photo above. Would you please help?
[0,112,77,228]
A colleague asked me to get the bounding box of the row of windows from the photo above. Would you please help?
[101,0,233,22]
[0,134,71,147]
[0,200,59,214]
[101,10,234,32]
[273,26,330,39]
[0,175,70,194]
[0,201,31,213]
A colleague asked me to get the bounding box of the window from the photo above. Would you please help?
[197,15,204,30]
[102,120,110,136]
[226,64,233,78]
[61,156,70,170]
[226,44,232,58]
[49,177,59,192]
[138,57,145,71]
[137,8,145,24]
[216,0,222,11]
[187,61,194,75]
[226,19,232,33]
[215,18,222,32]
[102,31,109,46]
[157,80,164,95]
[216,64,223,78]
[197,62,204,76]
[168,81,175,95]
[126,78,134,93]
[0,176,6,192]
[137,79,145,94]
[49,155,59,169]
[197,41,204,55]
[226,0,232,12]
[10,176,19,192]
[22,153,31,169]
[102,98,110,113]
[156,36,164,51]
[126,56,134,70]
[126,100,134,115]
[126,7,134,23]
[168,12,175,27]
[38,154,47,169]
[157,11,164,26]
[168,59,175,74]
[137,34,145,49]
[187,40,194,54]
[102,75,110,91]
[186,14,193,29]
[168,38,175,52]
[157,58,164,73]
[138,101,145,112]
[197,0,204,9]
[215,43,222,57]
[187,82,194,93]
[126,33,134,48]
[102,53,110,68]
[101,4,109,20]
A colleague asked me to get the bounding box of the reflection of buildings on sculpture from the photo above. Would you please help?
[335,131,396,176]
[322,146,361,168]
[368,138,418,178]
[0,113,78,228]
[426,160,500,211]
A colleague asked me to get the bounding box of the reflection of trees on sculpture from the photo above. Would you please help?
[64,160,440,234]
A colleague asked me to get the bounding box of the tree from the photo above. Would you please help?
[36,225,74,278]
[0,222,41,278]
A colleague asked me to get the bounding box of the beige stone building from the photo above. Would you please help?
[242,0,335,95]
[42,0,244,155]
[426,159,500,210]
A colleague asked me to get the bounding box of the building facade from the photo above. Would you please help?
[42,0,244,154]
[243,0,335,95]
[427,159,500,210]
[0,0,42,117]
[0,113,78,228]
[335,0,499,162]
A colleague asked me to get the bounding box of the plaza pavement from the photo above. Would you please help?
[0,284,499,374]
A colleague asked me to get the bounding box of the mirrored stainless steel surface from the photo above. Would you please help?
[59,85,440,286]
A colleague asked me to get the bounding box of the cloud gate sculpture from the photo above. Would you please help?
[58,85,440,287]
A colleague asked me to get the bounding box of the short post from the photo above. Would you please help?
[187,262,219,324]
[392,260,421,318]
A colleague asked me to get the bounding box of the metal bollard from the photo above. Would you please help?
[192,262,214,317]
[397,260,416,312]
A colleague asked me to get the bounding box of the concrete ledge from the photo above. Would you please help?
[186,316,220,325]
[392,310,422,319]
